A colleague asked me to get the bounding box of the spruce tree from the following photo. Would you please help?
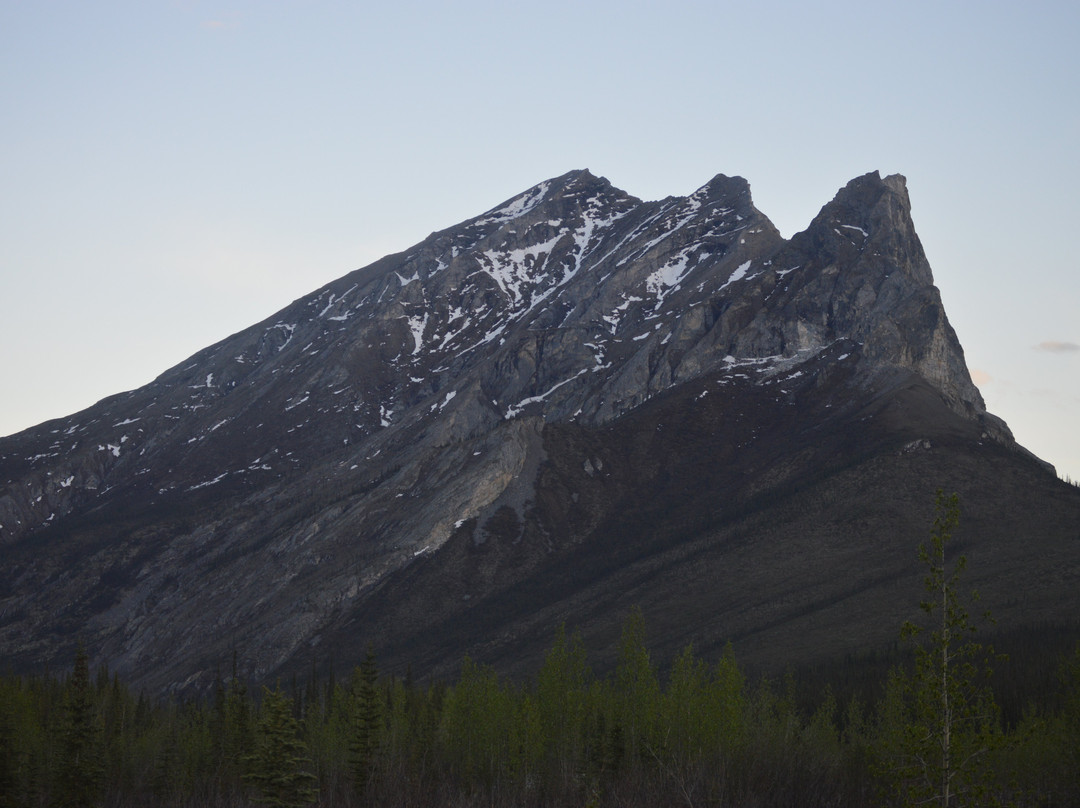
[55,644,103,808]
[244,686,318,808]
[223,672,254,786]
[349,645,382,797]
[877,490,1003,807]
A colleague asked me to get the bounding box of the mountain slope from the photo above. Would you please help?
[2,169,1077,693]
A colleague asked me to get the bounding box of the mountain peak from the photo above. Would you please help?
[882,171,907,192]
[773,170,986,419]
[698,171,753,198]
[1,168,1064,695]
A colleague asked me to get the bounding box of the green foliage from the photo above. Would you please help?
[877,490,1004,807]
[1004,643,1080,805]
[223,672,255,785]
[55,645,104,808]
[348,645,382,797]
[1,598,1076,806]
[613,606,661,761]
[439,656,517,787]
[536,623,589,773]
[663,643,712,762]
[1059,645,1080,797]
[243,686,317,808]
[0,679,20,808]
[660,640,746,767]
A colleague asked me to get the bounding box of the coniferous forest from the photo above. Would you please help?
[2,616,1079,807]
[3,496,1079,808]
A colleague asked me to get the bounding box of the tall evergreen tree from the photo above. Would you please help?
[55,644,103,808]
[349,645,382,797]
[223,672,254,787]
[1051,644,1080,804]
[877,491,1003,807]
[244,686,317,808]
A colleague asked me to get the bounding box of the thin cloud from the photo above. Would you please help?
[970,368,992,387]
[201,13,240,31]
[1034,341,1080,353]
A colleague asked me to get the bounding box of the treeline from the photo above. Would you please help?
[4,493,1080,807]
[1,616,1079,808]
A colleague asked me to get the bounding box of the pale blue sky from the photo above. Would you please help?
[2,1,1078,481]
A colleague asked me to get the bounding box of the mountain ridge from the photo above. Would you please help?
[1,168,1076,694]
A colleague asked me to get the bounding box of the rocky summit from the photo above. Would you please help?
[2,170,1078,694]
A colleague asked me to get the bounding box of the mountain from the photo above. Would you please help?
[2,170,1078,694]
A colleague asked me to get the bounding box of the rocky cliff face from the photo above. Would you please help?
[1,169,1074,693]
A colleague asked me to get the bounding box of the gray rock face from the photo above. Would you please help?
[1,168,1072,693]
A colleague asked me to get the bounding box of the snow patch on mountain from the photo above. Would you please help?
[505,369,589,419]
[405,312,429,356]
[477,180,552,225]
[719,261,754,291]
